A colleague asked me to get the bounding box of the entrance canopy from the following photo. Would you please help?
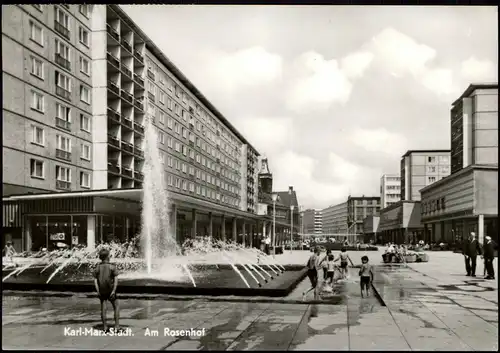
[3,187,261,221]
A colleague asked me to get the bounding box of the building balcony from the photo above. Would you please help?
[134,123,144,134]
[56,86,71,101]
[134,50,144,63]
[107,108,121,123]
[121,67,132,80]
[134,74,144,87]
[121,90,133,104]
[108,81,120,96]
[134,171,144,181]
[122,142,134,153]
[147,69,155,80]
[54,53,71,71]
[107,134,120,148]
[56,149,71,161]
[56,180,71,190]
[106,24,120,42]
[121,38,133,53]
[134,147,144,158]
[122,168,133,178]
[148,92,155,101]
[54,21,70,39]
[55,117,71,131]
[122,118,133,129]
[134,98,144,111]
[107,52,120,69]
[108,162,120,174]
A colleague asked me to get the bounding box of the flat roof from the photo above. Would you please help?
[419,164,498,194]
[347,196,380,200]
[379,200,420,213]
[401,149,450,158]
[2,188,260,219]
[111,5,260,156]
[452,83,498,107]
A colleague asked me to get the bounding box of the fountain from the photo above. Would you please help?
[2,120,307,297]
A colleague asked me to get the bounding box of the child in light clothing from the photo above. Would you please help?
[359,255,374,298]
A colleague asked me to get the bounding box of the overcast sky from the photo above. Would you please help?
[121,5,498,210]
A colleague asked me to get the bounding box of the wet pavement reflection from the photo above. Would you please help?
[2,252,498,350]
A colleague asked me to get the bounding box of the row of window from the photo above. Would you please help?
[31,125,91,160]
[161,156,239,195]
[30,158,91,188]
[146,58,243,151]
[30,90,91,130]
[29,8,90,49]
[148,96,240,165]
[32,4,91,19]
[165,174,239,207]
[156,134,240,185]
[422,198,446,214]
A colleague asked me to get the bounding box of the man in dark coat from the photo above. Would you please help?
[463,232,482,277]
[483,235,496,280]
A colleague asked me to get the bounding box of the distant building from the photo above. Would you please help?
[420,83,498,245]
[302,209,322,234]
[362,215,380,243]
[400,150,451,201]
[380,174,401,208]
[378,201,423,244]
[321,202,348,235]
[347,196,381,237]
[450,83,498,174]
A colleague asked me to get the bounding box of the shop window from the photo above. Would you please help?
[47,215,72,250]
[72,216,88,247]
[29,216,47,251]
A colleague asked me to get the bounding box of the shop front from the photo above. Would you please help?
[420,164,498,246]
[378,201,423,245]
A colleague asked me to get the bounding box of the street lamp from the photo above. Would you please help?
[290,205,295,253]
[272,193,278,258]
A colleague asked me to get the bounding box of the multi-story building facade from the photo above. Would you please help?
[3,4,95,196]
[2,4,265,251]
[347,196,381,235]
[302,209,322,234]
[90,5,260,210]
[400,150,451,201]
[450,83,498,174]
[321,202,348,235]
[380,174,401,208]
[420,83,498,246]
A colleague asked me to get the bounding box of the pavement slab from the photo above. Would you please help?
[2,250,498,350]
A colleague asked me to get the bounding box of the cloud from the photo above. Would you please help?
[420,68,456,97]
[285,52,354,113]
[235,117,292,154]
[460,56,497,82]
[348,128,408,157]
[202,47,283,91]
[328,152,360,181]
[371,27,436,77]
[341,51,375,79]
[369,27,463,97]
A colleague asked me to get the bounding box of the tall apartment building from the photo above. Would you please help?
[450,83,498,174]
[302,209,322,234]
[347,196,380,234]
[321,202,348,234]
[2,5,260,213]
[3,4,95,196]
[400,150,451,201]
[380,174,401,208]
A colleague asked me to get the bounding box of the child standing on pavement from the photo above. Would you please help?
[359,255,374,298]
[93,248,120,332]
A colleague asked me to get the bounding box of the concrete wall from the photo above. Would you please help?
[379,204,402,232]
[94,196,141,214]
[474,168,498,215]
[363,215,380,233]
[402,202,422,228]
[473,89,498,165]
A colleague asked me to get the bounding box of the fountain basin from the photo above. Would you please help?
[2,264,307,297]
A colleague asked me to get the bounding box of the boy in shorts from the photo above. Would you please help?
[359,255,374,298]
[93,248,120,332]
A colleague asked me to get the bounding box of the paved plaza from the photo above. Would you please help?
[2,250,498,350]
